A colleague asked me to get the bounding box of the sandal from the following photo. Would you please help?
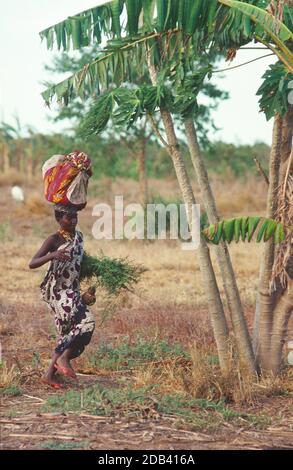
[54,363,77,379]
[41,377,67,390]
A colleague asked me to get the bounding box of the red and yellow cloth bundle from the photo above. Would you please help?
[42,151,92,209]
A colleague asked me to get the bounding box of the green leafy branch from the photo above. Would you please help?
[80,251,147,295]
[202,216,286,244]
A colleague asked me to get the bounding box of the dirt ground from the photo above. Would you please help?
[1,182,293,450]
[1,374,293,450]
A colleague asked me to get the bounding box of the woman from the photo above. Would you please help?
[29,206,95,389]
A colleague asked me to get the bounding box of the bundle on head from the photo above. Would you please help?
[80,252,147,320]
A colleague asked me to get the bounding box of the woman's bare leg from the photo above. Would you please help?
[57,346,76,371]
[42,351,62,385]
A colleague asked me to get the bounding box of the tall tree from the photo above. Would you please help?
[39,0,293,375]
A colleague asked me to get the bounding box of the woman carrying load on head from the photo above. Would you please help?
[29,151,95,389]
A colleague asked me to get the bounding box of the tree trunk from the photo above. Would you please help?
[160,109,230,372]
[2,142,10,174]
[279,106,293,181]
[270,280,293,375]
[254,114,282,371]
[184,118,256,374]
[26,143,33,180]
[137,136,148,207]
[146,47,230,372]
[268,107,293,374]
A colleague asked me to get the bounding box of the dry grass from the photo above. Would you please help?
[0,169,27,187]
[0,169,41,188]
[0,362,20,389]
[132,342,293,405]
[24,193,52,216]
[211,177,267,216]
[87,174,267,216]
[0,176,292,407]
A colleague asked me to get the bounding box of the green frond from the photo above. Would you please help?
[156,0,171,32]
[39,0,250,52]
[234,217,241,242]
[219,0,293,42]
[110,0,124,36]
[218,0,293,71]
[257,61,293,120]
[203,216,286,245]
[126,0,143,35]
[173,66,212,117]
[78,83,172,137]
[223,219,235,243]
[255,218,269,242]
[40,0,293,109]
[78,91,115,137]
[247,216,261,241]
[240,217,248,242]
[274,222,286,244]
[41,35,150,105]
[41,7,104,50]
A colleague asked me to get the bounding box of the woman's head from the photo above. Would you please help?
[55,208,78,231]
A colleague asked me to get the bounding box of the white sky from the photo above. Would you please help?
[0,0,276,144]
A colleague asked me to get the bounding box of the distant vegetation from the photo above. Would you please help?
[0,122,269,183]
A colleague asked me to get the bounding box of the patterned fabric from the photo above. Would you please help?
[40,230,95,356]
[43,151,92,208]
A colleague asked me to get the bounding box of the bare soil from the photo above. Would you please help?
[1,373,293,450]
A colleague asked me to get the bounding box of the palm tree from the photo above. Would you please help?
[39,0,293,375]
[40,0,236,372]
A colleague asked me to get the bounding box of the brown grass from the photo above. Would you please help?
[24,193,52,216]
[210,177,267,216]
[0,362,20,389]
[132,342,293,404]
[0,176,292,406]
[0,169,27,187]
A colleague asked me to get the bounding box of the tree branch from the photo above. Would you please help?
[146,113,168,148]
[213,53,275,73]
[253,156,270,186]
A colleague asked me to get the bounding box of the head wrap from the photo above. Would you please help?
[42,150,92,209]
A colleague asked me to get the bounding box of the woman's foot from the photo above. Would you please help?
[54,359,77,379]
[41,375,67,390]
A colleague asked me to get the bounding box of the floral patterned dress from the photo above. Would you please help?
[40,230,95,357]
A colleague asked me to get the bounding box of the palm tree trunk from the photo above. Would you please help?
[146,47,230,372]
[279,106,293,181]
[184,118,256,374]
[270,280,293,375]
[137,136,148,207]
[268,107,293,374]
[160,109,230,371]
[254,114,282,371]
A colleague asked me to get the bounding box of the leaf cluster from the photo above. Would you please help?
[80,251,147,295]
[257,61,293,120]
[203,216,286,244]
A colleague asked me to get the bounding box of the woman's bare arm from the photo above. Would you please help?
[29,235,70,269]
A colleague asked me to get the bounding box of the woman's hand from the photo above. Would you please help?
[82,288,96,306]
[82,293,96,305]
[52,249,71,262]
[29,235,71,269]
